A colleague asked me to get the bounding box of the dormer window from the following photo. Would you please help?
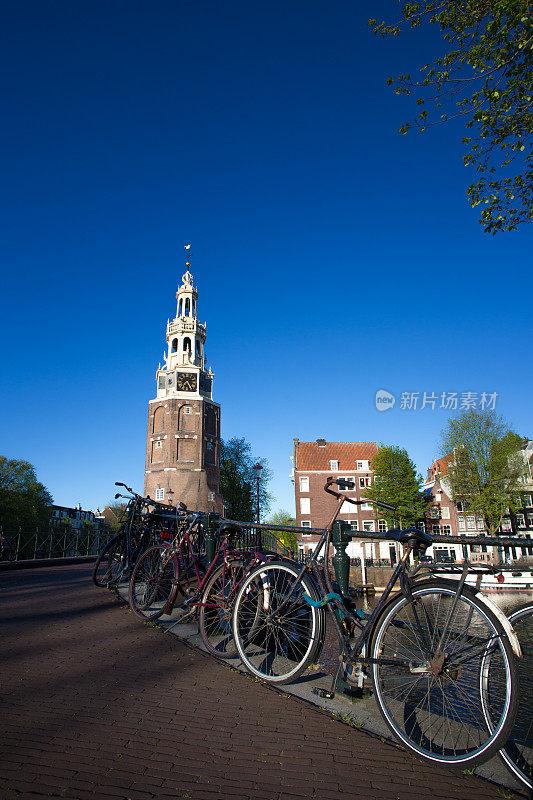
[329,460,339,471]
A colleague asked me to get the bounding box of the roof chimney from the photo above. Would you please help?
[316,439,326,447]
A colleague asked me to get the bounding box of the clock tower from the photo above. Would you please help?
[143,250,223,512]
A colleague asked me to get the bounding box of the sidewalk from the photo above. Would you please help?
[0,564,526,800]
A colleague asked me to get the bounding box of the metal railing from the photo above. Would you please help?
[1,528,114,562]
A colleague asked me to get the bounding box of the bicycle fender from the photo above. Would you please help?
[477,592,523,659]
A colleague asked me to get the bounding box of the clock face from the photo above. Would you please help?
[176,372,197,392]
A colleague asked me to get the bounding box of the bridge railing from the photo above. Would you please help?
[1,528,115,562]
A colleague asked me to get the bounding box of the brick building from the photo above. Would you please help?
[423,442,533,564]
[143,256,223,513]
[293,439,402,562]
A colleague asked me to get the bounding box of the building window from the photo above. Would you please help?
[432,524,440,535]
[362,521,375,532]
[329,460,339,471]
[476,517,484,530]
[356,461,363,471]
[171,338,178,353]
[156,440,162,448]
[338,476,355,490]
[378,519,387,532]
[361,502,373,510]
[347,521,358,531]
[153,406,165,433]
[466,516,476,530]
[359,477,371,488]
[301,521,311,528]
[455,501,463,512]
[155,488,165,501]
[501,519,512,531]
[516,514,526,528]
[429,506,440,519]
[300,498,310,515]
[208,492,215,502]
[458,518,466,531]
[441,507,450,519]
[299,476,309,492]
[441,524,452,535]
[524,494,533,508]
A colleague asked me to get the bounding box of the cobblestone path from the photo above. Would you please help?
[0,564,524,800]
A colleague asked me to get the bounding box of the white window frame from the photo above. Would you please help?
[300,497,310,515]
[156,440,162,449]
[184,406,192,415]
[362,520,375,532]
[458,518,466,531]
[155,488,165,501]
[359,476,371,488]
[361,502,373,511]
[299,476,309,493]
[440,506,450,519]
[378,519,387,533]
[441,524,452,536]
[466,515,476,530]
[329,460,339,471]
[338,476,355,490]
[356,461,364,471]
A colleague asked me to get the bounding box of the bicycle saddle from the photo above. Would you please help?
[217,522,244,537]
[386,527,433,550]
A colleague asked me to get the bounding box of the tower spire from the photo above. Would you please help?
[183,243,193,285]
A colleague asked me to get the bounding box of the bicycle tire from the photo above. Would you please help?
[370,580,519,768]
[92,533,127,587]
[198,559,246,658]
[129,544,179,620]
[232,561,326,684]
[485,601,532,790]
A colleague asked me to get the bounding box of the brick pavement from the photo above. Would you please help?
[0,564,525,800]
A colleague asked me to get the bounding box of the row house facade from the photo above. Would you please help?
[293,439,403,563]
[423,441,533,564]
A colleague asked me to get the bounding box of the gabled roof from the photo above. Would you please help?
[430,453,454,477]
[295,441,378,471]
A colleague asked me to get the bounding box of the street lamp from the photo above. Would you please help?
[167,488,174,506]
[253,462,263,524]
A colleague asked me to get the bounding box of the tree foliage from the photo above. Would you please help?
[0,456,54,529]
[266,509,298,555]
[363,445,428,527]
[440,409,526,533]
[371,1,533,233]
[219,437,272,522]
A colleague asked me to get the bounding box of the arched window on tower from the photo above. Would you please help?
[178,299,183,317]
[205,407,217,436]
[178,404,195,431]
[183,337,191,359]
[153,406,165,433]
[193,299,196,317]
[185,298,190,317]
[196,340,201,357]
[171,338,178,353]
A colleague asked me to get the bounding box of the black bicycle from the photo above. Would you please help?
[231,477,521,768]
[92,482,183,587]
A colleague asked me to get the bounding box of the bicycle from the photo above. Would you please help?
[93,482,179,587]
[482,600,532,790]
[129,514,272,658]
[231,477,522,768]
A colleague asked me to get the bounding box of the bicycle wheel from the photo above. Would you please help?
[486,602,532,790]
[370,580,519,767]
[129,545,178,620]
[198,559,247,658]
[232,561,326,684]
[92,533,127,587]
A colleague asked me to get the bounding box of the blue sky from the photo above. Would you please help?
[1,0,531,516]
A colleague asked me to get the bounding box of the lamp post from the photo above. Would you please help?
[167,488,174,507]
[253,462,263,524]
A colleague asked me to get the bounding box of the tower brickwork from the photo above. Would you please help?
[143,255,223,513]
